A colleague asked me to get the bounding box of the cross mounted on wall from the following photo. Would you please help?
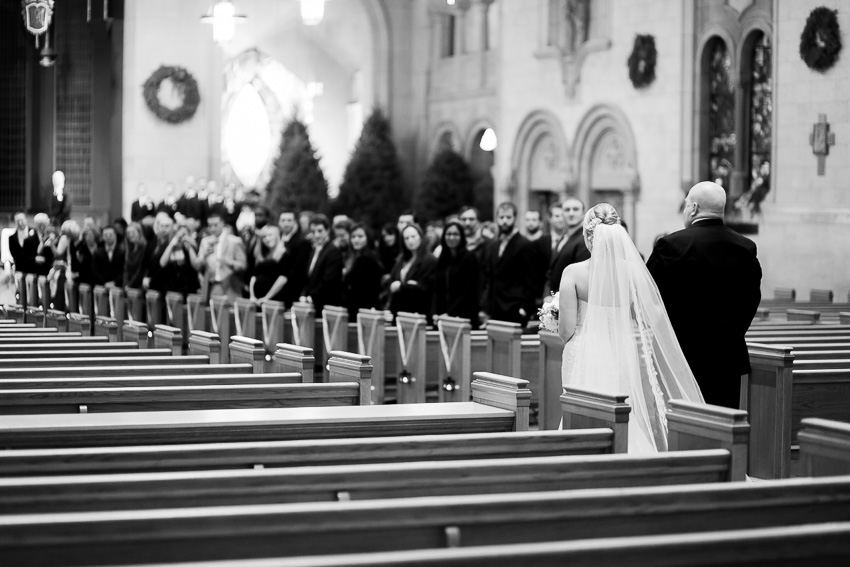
[809,114,835,176]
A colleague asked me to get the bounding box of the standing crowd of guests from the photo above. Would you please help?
[8,175,597,330]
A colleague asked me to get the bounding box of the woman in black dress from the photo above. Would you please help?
[149,221,200,297]
[387,223,437,322]
[434,220,480,328]
[377,222,400,275]
[123,222,150,289]
[342,223,383,319]
[249,225,288,304]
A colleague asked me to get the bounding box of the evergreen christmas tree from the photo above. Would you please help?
[416,149,475,222]
[334,108,407,230]
[265,115,329,214]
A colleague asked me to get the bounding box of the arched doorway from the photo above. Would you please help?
[510,110,571,221]
[573,105,639,234]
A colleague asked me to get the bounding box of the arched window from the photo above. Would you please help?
[742,31,772,213]
[706,38,736,191]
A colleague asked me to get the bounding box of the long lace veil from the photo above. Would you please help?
[569,223,704,453]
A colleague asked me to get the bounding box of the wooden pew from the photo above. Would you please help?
[356,309,386,404]
[0,363,251,383]
[2,476,850,565]
[0,334,108,346]
[434,315,471,402]
[188,330,222,364]
[321,305,349,369]
[745,342,850,478]
[0,429,620,477]
[0,373,531,448]
[395,311,428,403]
[270,343,315,383]
[0,348,166,359]
[0,371,295,391]
[0,355,209,369]
[0,449,739,515]
[0,381,367,416]
[0,325,57,334]
[210,295,234,363]
[538,330,565,430]
[799,417,850,477]
[127,523,850,567]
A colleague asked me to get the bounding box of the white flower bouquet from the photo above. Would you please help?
[537,292,559,333]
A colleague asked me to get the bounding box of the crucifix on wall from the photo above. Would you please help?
[810,114,835,176]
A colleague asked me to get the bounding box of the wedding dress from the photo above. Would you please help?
[561,223,704,454]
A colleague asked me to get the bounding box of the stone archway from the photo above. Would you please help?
[510,110,572,218]
[573,104,639,234]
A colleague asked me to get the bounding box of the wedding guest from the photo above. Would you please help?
[459,206,488,268]
[387,223,437,322]
[8,212,37,274]
[130,183,157,223]
[112,218,128,246]
[74,225,100,286]
[377,222,400,275]
[300,214,343,313]
[249,225,288,304]
[46,220,79,310]
[548,197,590,295]
[524,209,550,307]
[150,218,200,297]
[32,213,53,276]
[278,207,311,308]
[194,212,247,302]
[92,226,124,287]
[48,170,72,226]
[647,181,762,409]
[434,220,480,328]
[342,223,383,319]
[482,202,536,327]
[157,181,180,217]
[123,222,150,289]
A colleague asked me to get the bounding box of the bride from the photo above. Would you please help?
[559,203,704,454]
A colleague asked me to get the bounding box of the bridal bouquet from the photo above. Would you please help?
[538,292,559,333]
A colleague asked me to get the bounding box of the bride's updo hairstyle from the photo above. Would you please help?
[583,203,620,252]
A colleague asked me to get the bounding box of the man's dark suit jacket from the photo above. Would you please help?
[9,230,38,274]
[646,218,762,409]
[484,232,536,326]
[528,234,551,301]
[282,228,312,308]
[302,241,343,313]
[92,244,126,286]
[547,229,590,293]
[130,200,157,223]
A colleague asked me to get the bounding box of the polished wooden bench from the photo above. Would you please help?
[0,382,366,416]
[0,374,530,449]
[0,449,737,514]
[0,348,170,360]
[0,429,618,477]
[0,341,138,353]
[0,372,298,390]
[0,333,100,344]
[799,417,850,477]
[2,475,849,565]
[152,522,850,567]
[0,363,252,382]
[0,355,209,368]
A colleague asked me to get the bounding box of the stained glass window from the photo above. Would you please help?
[707,39,736,192]
[742,33,772,213]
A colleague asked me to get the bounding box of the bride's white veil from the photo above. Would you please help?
[569,205,704,453]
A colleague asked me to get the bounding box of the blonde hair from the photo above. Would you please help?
[582,203,620,252]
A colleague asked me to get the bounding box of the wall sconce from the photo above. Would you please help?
[201,0,246,44]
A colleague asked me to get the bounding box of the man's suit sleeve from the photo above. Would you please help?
[646,238,672,293]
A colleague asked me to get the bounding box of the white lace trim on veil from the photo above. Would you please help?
[567,223,704,453]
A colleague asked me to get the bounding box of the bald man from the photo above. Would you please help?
[647,182,762,409]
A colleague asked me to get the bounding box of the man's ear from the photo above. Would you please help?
[690,202,699,216]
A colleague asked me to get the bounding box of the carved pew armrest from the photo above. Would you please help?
[472,372,531,431]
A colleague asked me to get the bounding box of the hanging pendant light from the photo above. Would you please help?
[300,0,325,26]
[201,0,247,44]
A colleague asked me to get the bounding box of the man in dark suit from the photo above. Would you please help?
[483,202,536,327]
[92,226,125,287]
[300,214,343,313]
[647,181,762,409]
[279,208,312,309]
[547,197,590,293]
[8,212,38,275]
[130,183,157,223]
[523,209,550,308]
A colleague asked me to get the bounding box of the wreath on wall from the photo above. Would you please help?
[627,34,657,89]
[799,7,842,72]
[142,65,201,124]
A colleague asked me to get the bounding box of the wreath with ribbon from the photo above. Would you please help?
[627,34,657,89]
[799,7,842,72]
[142,65,200,124]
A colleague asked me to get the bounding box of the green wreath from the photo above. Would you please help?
[799,7,842,72]
[627,35,657,89]
[142,65,201,124]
